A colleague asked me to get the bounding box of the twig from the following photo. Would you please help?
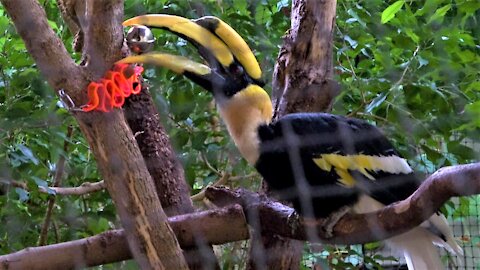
[191,173,230,201]
[191,173,258,202]
[52,221,59,243]
[38,126,73,246]
[51,180,105,195]
[3,180,105,196]
[200,151,222,176]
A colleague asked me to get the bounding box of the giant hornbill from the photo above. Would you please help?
[118,14,462,269]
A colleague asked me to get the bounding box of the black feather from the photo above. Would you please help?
[255,113,420,218]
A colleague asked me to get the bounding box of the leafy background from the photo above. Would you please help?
[0,0,478,269]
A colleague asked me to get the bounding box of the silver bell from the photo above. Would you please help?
[126,25,155,54]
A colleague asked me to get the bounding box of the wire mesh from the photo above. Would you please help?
[0,1,479,269]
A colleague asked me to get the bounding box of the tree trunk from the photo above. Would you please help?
[76,111,188,269]
[248,0,339,269]
[123,85,220,269]
[0,0,189,269]
[273,0,339,117]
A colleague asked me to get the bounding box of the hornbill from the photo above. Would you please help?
[118,14,462,269]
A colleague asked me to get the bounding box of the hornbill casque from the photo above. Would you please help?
[118,14,462,270]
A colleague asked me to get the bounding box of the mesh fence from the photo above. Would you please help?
[0,1,479,270]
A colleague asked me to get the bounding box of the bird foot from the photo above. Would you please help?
[287,211,302,234]
[322,206,351,238]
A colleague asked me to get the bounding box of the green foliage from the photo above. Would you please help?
[381,1,405,24]
[0,0,479,269]
[335,0,480,266]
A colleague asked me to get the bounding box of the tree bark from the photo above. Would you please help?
[0,0,188,269]
[208,162,480,244]
[76,111,187,269]
[272,0,340,118]
[123,87,195,216]
[1,162,479,269]
[123,85,220,269]
[249,0,339,269]
[0,205,248,270]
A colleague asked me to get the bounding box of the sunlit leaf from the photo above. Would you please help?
[381,1,404,24]
[427,4,452,24]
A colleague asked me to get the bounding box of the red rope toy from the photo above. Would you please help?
[82,63,144,112]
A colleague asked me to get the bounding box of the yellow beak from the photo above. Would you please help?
[122,14,262,80]
[117,52,210,76]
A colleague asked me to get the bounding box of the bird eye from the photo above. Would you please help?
[229,64,244,75]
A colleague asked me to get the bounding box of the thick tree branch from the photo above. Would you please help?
[123,83,220,269]
[258,1,340,268]
[207,163,480,244]
[0,205,247,270]
[1,163,477,269]
[123,86,196,217]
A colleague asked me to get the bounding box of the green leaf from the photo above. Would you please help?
[191,132,208,150]
[427,4,451,24]
[32,176,48,189]
[47,20,58,32]
[404,28,419,43]
[381,1,405,24]
[415,0,443,16]
[15,188,29,202]
[17,144,39,165]
[366,91,388,113]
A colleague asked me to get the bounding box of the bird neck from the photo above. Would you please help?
[217,84,272,165]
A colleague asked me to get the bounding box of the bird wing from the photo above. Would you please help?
[257,112,421,205]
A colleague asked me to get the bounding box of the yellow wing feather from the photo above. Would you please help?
[313,154,412,187]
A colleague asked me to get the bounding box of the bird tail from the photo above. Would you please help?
[385,227,446,270]
[426,213,463,257]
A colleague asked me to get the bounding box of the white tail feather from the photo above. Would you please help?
[354,196,463,270]
[386,227,445,270]
[425,213,463,256]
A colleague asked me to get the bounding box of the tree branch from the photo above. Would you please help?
[3,180,105,196]
[259,1,340,268]
[0,205,248,270]
[1,163,477,269]
[207,163,480,244]
[50,180,106,195]
[123,82,220,269]
[39,126,73,246]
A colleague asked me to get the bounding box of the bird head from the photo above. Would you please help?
[118,15,273,164]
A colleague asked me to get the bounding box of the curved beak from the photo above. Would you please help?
[120,14,262,83]
[117,53,210,75]
[117,52,224,91]
[193,16,262,80]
